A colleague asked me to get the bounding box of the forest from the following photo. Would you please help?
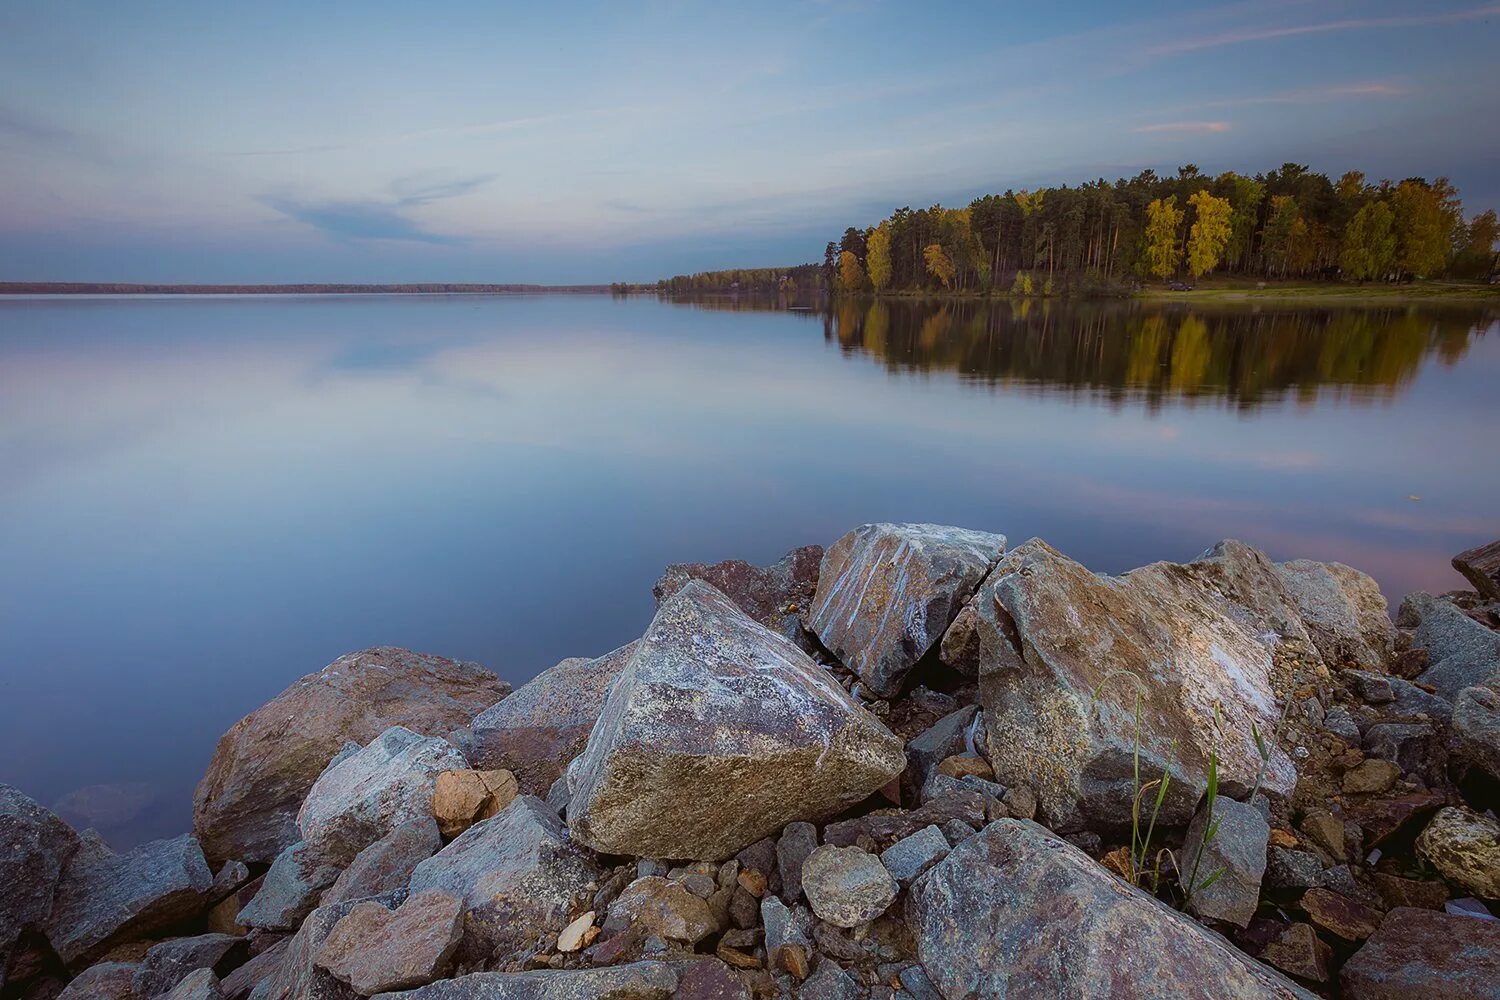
[657,164,1499,296]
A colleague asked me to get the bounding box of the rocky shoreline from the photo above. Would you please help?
[4,524,1499,999]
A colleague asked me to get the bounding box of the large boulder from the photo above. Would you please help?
[314,891,462,996]
[1,786,81,987]
[45,833,213,965]
[297,727,465,865]
[194,648,509,866]
[1453,538,1500,602]
[258,892,402,1000]
[467,643,637,796]
[566,581,905,860]
[948,539,1296,832]
[1453,684,1500,780]
[1275,560,1394,670]
[1340,906,1500,1000]
[809,523,1006,697]
[1414,806,1500,899]
[1180,541,1316,651]
[1398,592,1500,700]
[371,964,678,1000]
[407,796,599,967]
[908,819,1312,999]
[132,934,247,1000]
[799,846,898,928]
[652,544,823,627]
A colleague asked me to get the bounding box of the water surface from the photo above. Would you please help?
[2,293,1496,845]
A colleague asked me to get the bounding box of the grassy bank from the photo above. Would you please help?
[1132,278,1500,304]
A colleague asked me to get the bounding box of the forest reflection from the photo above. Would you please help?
[663,295,1492,411]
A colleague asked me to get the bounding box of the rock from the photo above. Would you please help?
[1415,806,1500,899]
[370,963,678,1000]
[237,842,341,932]
[1258,923,1331,983]
[603,878,718,946]
[1345,789,1445,848]
[1275,559,1394,670]
[407,796,599,967]
[194,647,508,866]
[1298,809,1346,862]
[799,846,897,929]
[1340,906,1500,999]
[1399,592,1500,700]
[1,785,81,986]
[467,643,638,797]
[1363,723,1439,778]
[566,582,905,860]
[822,798,984,851]
[908,819,1312,999]
[162,970,222,1000]
[45,833,213,965]
[1372,873,1448,911]
[314,891,462,996]
[1324,707,1362,746]
[222,938,290,1000]
[933,755,992,781]
[876,827,949,888]
[758,896,809,977]
[209,863,252,906]
[257,893,401,1000]
[555,912,594,953]
[1183,541,1317,650]
[953,539,1296,832]
[1453,684,1500,780]
[1342,759,1401,795]
[652,545,823,628]
[1347,670,1453,721]
[795,961,862,1000]
[323,818,441,908]
[1300,888,1381,941]
[1453,539,1500,602]
[1265,848,1325,892]
[671,961,749,1000]
[775,823,817,905]
[55,963,138,1000]
[902,706,978,793]
[430,770,518,839]
[298,727,466,865]
[134,934,247,999]
[1182,797,1270,928]
[810,523,1006,697]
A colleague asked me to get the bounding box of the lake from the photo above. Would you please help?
[2,293,1497,846]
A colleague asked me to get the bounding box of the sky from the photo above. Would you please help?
[2,0,1498,284]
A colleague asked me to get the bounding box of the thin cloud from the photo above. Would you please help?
[1144,4,1500,58]
[1133,121,1231,134]
[1201,81,1409,107]
[262,174,494,244]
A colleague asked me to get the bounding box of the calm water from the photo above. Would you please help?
[2,293,1497,846]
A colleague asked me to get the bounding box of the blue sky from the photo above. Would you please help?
[2,0,1498,283]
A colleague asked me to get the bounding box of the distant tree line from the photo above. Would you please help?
[820,164,1497,294]
[655,264,826,295]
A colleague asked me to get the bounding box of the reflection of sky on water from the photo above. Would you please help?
[1,294,1496,845]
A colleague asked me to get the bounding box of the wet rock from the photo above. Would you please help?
[55,963,137,1000]
[811,523,1006,697]
[222,938,290,1000]
[162,970,221,1000]
[467,643,637,797]
[237,842,341,932]
[1453,539,1500,602]
[322,818,440,908]
[133,934,247,999]
[1453,684,1500,780]
[257,893,401,1000]
[1342,759,1401,795]
[408,796,599,967]
[799,846,897,929]
[1399,592,1500,700]
[371,963,678,1000]
[566,582,904,860]
[1415,806,1500,899]
[1182,797,1270,928]
[45,833,213,965]
[775,823,817,905]
[1258,923,1331,984]
[909,819,1312,999]
[194,647,508,866]
[430,770,518,840]
[1275,559,1393,670]
[653,544,823,628]
[298,727,465,866]
[1,785,81,986]
[795,960,861,1000]
[1300,888,1381,942]
[954,539,1296,832]
[314,890,462,996]
[603,878,718,946]
[876,826,949,888]
[1340,906,1500,999]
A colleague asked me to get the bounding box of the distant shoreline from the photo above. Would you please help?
[0,282,613,295]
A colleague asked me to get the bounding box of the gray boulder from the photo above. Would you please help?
[258,892,402,1000]
[1399,592,1500,700]
[237,841,341,932]
[566,582,905,860]
[322,818,440,908]
[796,961,862,1000]
[1341,906,1500,999]
[55,963,137,1000]
[163,970,222,1000]
[467,642,637,796]
[1453,684,1500,780]
[948,539,1296,832]
[908,819,1312,998]
[133,934,246,999]
[298,727,465,865]
[810,523,1006,697]
[45,833,213,965]
[314,891,462,996]
[1,785,81,987]
[1181,797,1270,928]
[408,796,599,967]
[878,826,949,887]
[1181,541,1317,651]
[1415,806,1500,899]
[1275,559,1394,670]
[370,963,677,1000]
[799,846,898,929]
[775,822,818,905]
[194,647,508,866]
[903,706,978,793]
